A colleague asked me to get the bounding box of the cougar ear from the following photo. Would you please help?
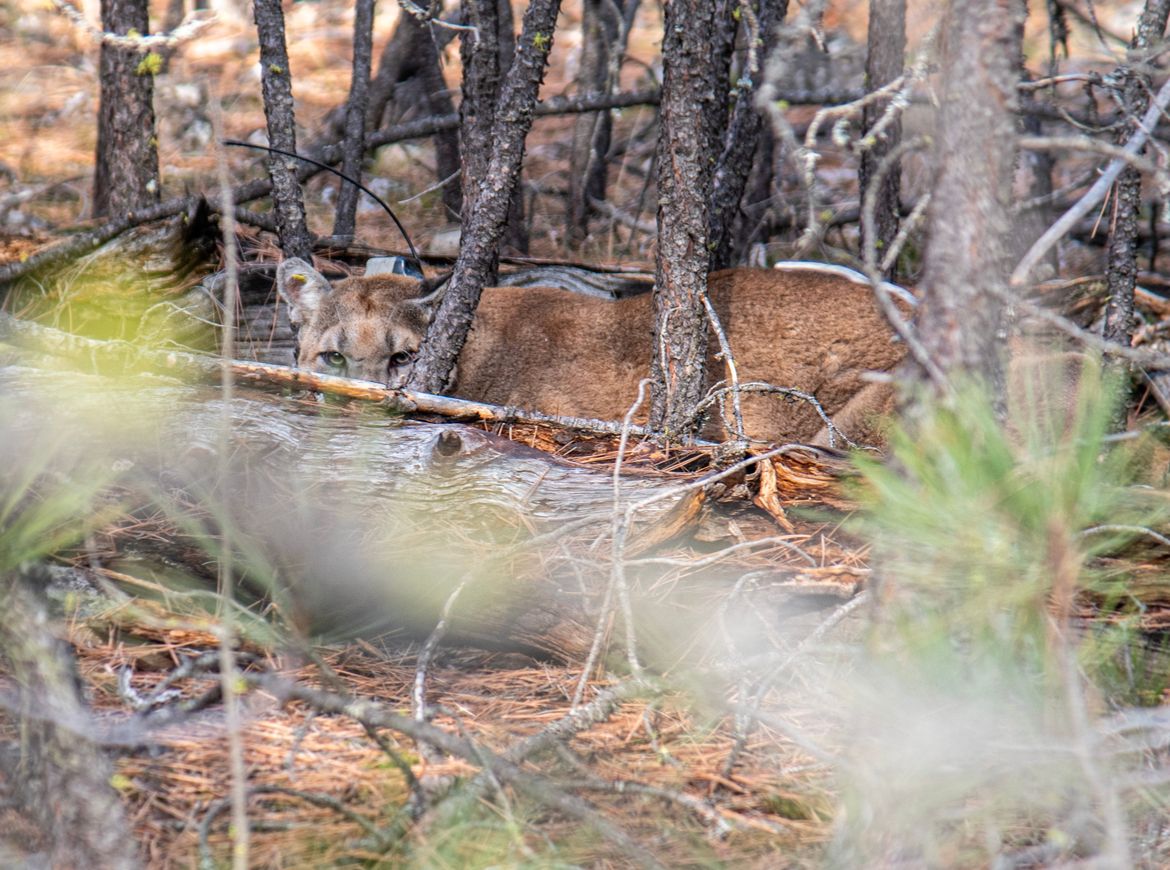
[416,270,452,310]
[276,258,331,326]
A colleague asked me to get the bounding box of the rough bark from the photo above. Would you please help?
[913,0,1026,390]
[0,569,139,869]
[705,0,740,161]
[708,0,788,270]
[650,0,724,434]
[253,0,313,262]
[1103,0,1170,347]
[858,0,905,277]
[567,0,630,248]
[496,0,517,75]
[93,0,160,219]
[409,0,563,393]
[332,0,377,240]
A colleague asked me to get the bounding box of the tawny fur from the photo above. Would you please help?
[276,260,910,446]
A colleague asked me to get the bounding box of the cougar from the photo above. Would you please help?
[275,259,913,446]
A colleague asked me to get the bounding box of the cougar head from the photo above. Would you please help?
[275,258,444,386]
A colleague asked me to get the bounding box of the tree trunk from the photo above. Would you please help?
[331,0,377,241]
[459,0,503,232]
[912,0,1026,390]
[365,13,463,219]
[496,0,531,254]
[708,0,788,270]
[367,12,420,127]
[650,0,725,434]
[1103,0,1170,347]
[858,0,905,277]
[420,34,465,220]
[0,569,139,869]
[93,0,160,219]
[566,0,631,248]
[728,125,776,263]
[253,0,314,262]
[1012,84,1058,278]
[409,0,563,394]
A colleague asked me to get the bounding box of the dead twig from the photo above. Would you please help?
[689,382,856,449]
[721,592,869,778]
[1012,74,1170,285]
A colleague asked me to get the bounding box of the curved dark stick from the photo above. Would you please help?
[223,138,424,277]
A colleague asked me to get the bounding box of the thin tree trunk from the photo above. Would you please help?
[705,0,739,162]
[912,0,1026,391]
[708,0,788,270]
[728,125,776,263]
[409,0,563,393]
[1,569,139,869]
[253,0,314,262]
[367,12,420,128]
[1013,81,1058,278]
[332,0,377,240]
[418,32,464,220]
[93,0,160,219]
[459,0,503,233]
[650,0,725,434]
[567,0,630,248]
[497,0,531,254]
[365,13,463,219]
[1103,0,1170,346]
[858,0,905,277]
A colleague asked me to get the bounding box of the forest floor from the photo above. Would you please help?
[4,0,1170,866]
[0,6,865,863]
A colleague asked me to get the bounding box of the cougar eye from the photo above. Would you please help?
[389,350,416,367]
[320,351,346,369]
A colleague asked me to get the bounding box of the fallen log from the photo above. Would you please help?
[1,315,866,661]
[0,361,689,660]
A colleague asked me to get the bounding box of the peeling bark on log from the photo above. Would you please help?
[3,207,218,349]
[1,312,862,661]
